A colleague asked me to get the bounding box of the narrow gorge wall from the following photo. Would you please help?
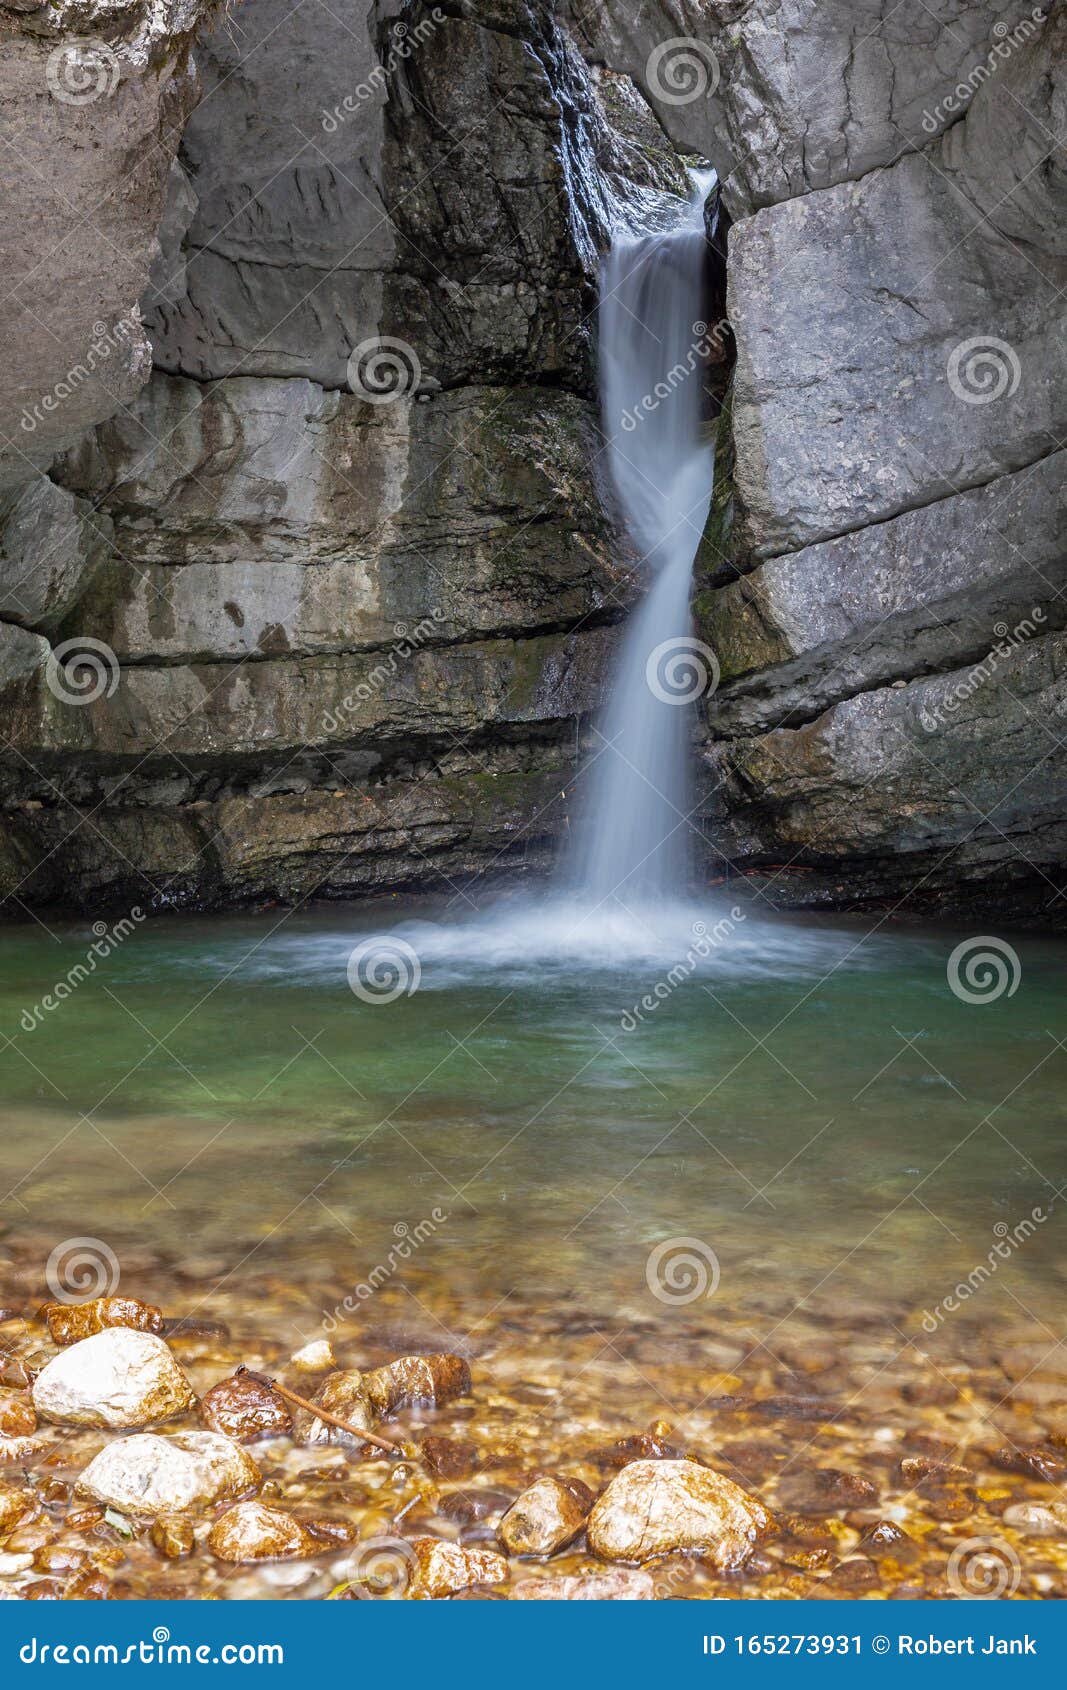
[0,0,683,910]
[1,0,1065,918]
[569,0,1066,917]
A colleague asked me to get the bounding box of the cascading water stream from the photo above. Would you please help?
[336,171,866,980]
[571,174,715,908]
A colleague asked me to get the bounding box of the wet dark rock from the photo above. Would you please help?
[826,1556,880,1590]
[992,1444,1064,1483]
[921,1485,976,1522]
[780,1468,878,1511]
[438,1488,513,1525]
[587,1433,687,1469]
[421,1435,478,1478]
[199,1372,292,1442]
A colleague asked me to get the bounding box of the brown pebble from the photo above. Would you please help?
[859,1519,912,1549]
[303,1515,358,1545]
[921,1484,975,1522]
[900,1455,971,1483]
[992,1445,1064,1483]
[31,1544,89,1575]
[826,1556,879,1589]
[24,1580,62,1600]
[65,1505,104,1533]
[438,1488,513,1524]
[0,1388,36,1438]
[587,1433,686,1469]
[40,1297,164,1346]
[64,1566,111,1600]
[421,1435,478,1478]
[150,1516,195,1560]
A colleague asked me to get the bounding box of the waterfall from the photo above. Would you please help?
[571,175,715,909]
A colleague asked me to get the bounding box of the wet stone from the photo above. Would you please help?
[0,1390,35,1438]
[409,1536,508,1599]
[150,1516,196,1559]
[199,1372,292,1442]
[365,1354,472,1417]
[499,1475,587,1557]
[209,1501,318,1563]
[921,1485,975,1522]
[40,1297,164,1347]
[587,1433,687,1468]
[859,1519,913,1550]
[587,1460,773,1569]
[437,1488,513,1524]
[293,1370,376,1449]
[826,1556,880,1590]
[33,1330,196,1429]
[290,1340,335,1373]
[1002,1501,1067,1538]
[64,1567,112,1600]
[77,1431,260,1517]
[421,1435,478,1477]
[781,1467,877,1511]
[900,1455,970,1483]
[992,1444,1064,1483]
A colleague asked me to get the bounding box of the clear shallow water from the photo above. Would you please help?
[0,893,1063,1345]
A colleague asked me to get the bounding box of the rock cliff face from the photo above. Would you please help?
[574,0,1066,915]
[0,0,1064,917]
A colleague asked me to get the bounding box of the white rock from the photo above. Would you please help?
[587,1460,772,1568]
[0,1553,33,1577]
[77,1431,260,1517]
[289,1340,335,1373]
[1003,1501,1067,1538]
[33,1329,195,1429]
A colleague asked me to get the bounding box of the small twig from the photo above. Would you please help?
[236,1365,404,1457]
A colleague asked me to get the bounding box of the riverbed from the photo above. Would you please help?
[0,893,1064,1598]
